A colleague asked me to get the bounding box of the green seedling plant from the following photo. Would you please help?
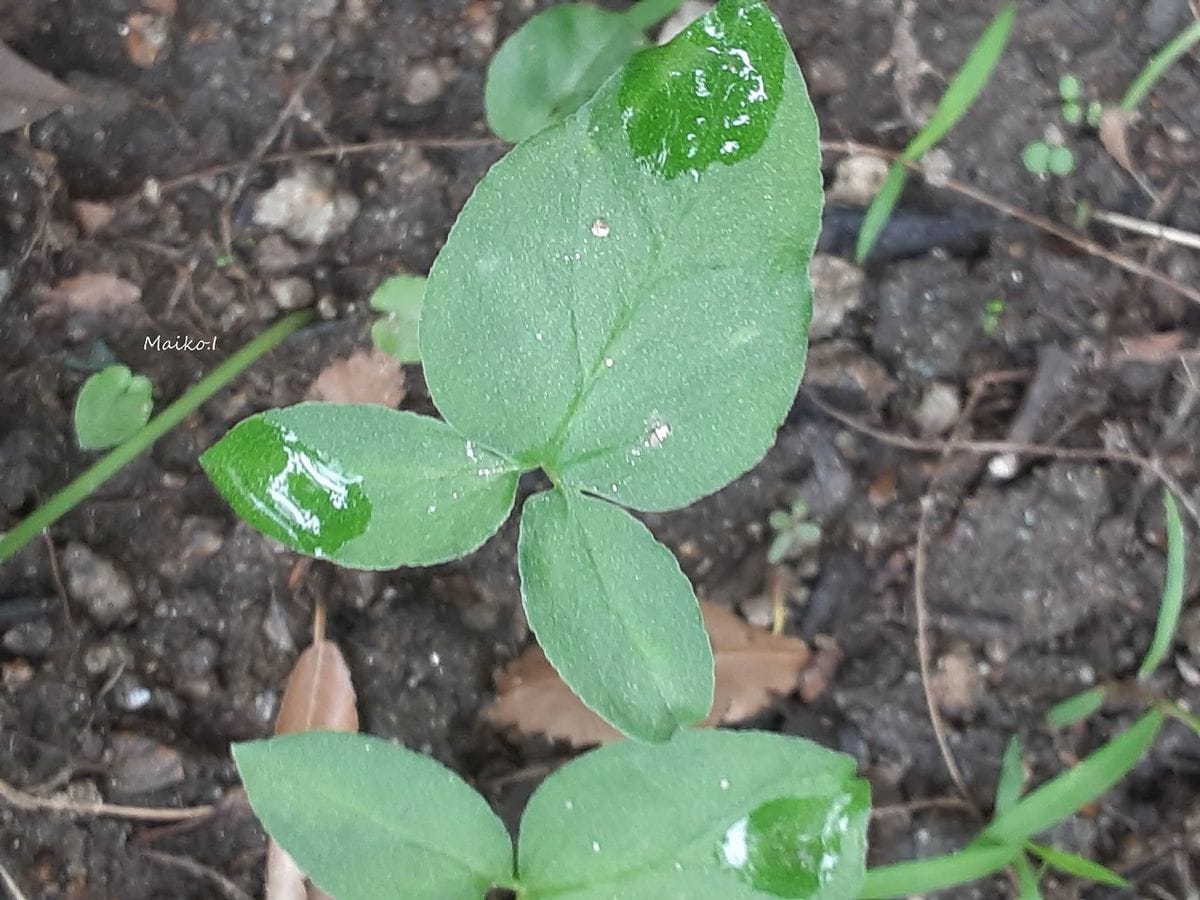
[981,295,1006,334]
[368,274,425,363]
[73,364,154,450]
[1020,139,1074,178]
[203,0,823,746]
[855,3,1016,262]
[767,498,821,564]
[0,310,311,564]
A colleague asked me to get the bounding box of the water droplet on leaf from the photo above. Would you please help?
[200,417,371,558]
[716,790,865,898]
[590,218,610,237]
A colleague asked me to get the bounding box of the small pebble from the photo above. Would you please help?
[913,381,961,436]
[2,621,53,658]
[63,543,136,627]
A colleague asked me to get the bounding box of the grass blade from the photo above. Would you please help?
[1120,19,1200,111]
[1138,490,1187,680]
[904,3,1017,160]
[994,736,1024,813]
[1045,686,1106,728]
[859,844,1017,899]
[1026,842,1128,888]
[1013,854,1042,899]
[855,2,1016,261]
[981,710,1163,846]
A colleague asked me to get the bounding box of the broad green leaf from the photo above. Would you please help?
[1025,842,1128,888]
[518,487,712,741]
[858,844,1017,899]
[856,3,1015,262]
[424,0,821,512]
[994,735,1024,814]
[980,709,1163,846]
[1045,686,1106,728]
[369,274,425,364]
[73,365,153,450]
[234,733,513,899]
[1138,489,1187,680]
[485,4,646,143]
[200,403,519,569]
[518,729,869,898]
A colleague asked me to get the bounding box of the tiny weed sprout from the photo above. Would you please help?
[766,499,821,564]
[1021,139,1074,177]
[855,3,1015,262]
[367,274,425,363]
[980,295,1005,334]
[73,364,153,450]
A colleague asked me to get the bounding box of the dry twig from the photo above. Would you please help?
[0,775,215,822]
[140,849,254,900]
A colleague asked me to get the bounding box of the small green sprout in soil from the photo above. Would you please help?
[1057,73,1101,127]
[1021,139,1075,177]
[766,498,821,564]
[981,295,1005,334]
[367,274,424,363]
[73,364,154,450]
[855,3,1016,262]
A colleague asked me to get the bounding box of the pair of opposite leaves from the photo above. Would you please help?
[201,0,823,744]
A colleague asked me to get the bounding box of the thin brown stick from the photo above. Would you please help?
[0,776,214,822]
[819,139,1200,308]
[803,391,1200,532]
[1090,208,1200,252]
[870,795,976,818]
[40,532,71,628]
[219,40,336,254]
[139,849,254,900]
[312,600,326,645]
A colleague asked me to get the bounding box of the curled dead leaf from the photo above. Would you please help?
[1098,107,1139,181]
[0,41,82,134]
[485,601,818,747]
[306,349,406,408]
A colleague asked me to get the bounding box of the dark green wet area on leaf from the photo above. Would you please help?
[615,0,785,179]
[200,415,371,558]
[717,783,870,897]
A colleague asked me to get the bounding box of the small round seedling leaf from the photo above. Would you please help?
[235,733,513,899]
[73,364,153,450]
[1058,74,1081,101]
[517,487,713,742]
[484,4,645,143]
[425,0,821,511]
[517,729,870,898]
[1047,144,1075,176]
[1021,140,1051,175]
[200,403,519,569]
[369,275,425,364]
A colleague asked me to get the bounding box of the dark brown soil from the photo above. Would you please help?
[2,1,1199,897]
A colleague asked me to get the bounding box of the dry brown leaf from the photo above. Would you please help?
[0,41,82,134]
[306,349,406,407]
[1098,107,1139,181]
[267,614,357,900]
[485,601,815,747]
[72,200,116,236]
[43,272,141,314]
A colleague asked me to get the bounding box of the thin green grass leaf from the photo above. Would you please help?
[1025,842,1128,888]
[1138,490,1187,680]
[1013,854,1042,899]
[981,710,1163,846]
[858,844,1017,899]
[855,2,1015,261]
[1045,686,1106,728]
[854,163,906,262]
[1120,19,1200,111]
[994,736,1024,814]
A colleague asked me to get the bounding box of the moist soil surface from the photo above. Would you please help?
[2,0,1199,897]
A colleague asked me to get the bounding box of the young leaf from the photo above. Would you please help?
[517,729,870,898]
[1012,854,1042,899]
[235,732,513,900]
[368,275,424,364]
[1119,19,1200,111]
[1025,842,1128,888]
[859,844,1018,899]
[980,709,1163,846]
[517,487,713,742]
[855,3,1015,262]
[73,365,153,450]
[1045,686,1106,728]
[268,612,358,900]
[485,4,646,143]
[485,600,812,746]
[994,735,1024,814]
[424,0,821,511]
[1137,489,1186,680]
[200,404,519,569]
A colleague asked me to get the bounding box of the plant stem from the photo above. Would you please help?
[0,310,313,564]
[623,0,685,33]
[1120,19,1200,111]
